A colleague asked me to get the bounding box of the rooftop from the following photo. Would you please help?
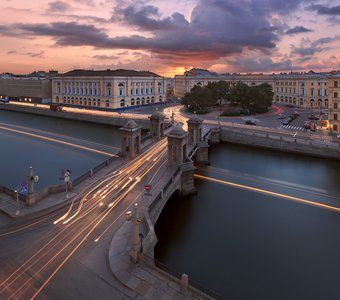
[59,69,161,78]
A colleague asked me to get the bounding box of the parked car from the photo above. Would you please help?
[285,104,295,108]
[309,114,319,120]
[278,114,286,119]
[245,120,256,125]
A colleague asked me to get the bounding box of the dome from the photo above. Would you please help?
[169,123,186,136]
[124,119,138,128]
[150,110,165,119]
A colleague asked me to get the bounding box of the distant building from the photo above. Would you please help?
[52,69,167,110]
[274,73,329,109]
[174,69,274,99]
[0,71,57,103]
[174,68,338,111]
[328,75,340,134]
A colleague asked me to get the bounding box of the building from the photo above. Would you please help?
[174,69,274,99]
[274,73,329,110]
[173,69,340,112]
[0,71,56,103]
[52,69,166,110]
[328,75,340,134]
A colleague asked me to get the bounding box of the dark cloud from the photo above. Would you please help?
[25,51,45,58]
[311,36,340,46]
[290,45,327,57]
[47,1,71,12]
[285,26,313,35]
[0,0,333,69]
[92,54,119,60]
[7,50,17,55]
[307,4,340,16]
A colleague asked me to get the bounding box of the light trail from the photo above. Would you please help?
[0,126,116,157]
[1,135,169,299]
[0,122,119,151]
[195,174,340,213]
[198,166,340,201]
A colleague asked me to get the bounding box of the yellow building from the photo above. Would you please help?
[328,75,340,134]
[52,69,166,110]
[274,74,329,110]
[174,69,332,111]
[174,69,274,98]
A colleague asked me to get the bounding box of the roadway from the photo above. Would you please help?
[0,138,168,299]
[0,102,337,299]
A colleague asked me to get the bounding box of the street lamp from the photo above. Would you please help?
[14,189,19,215]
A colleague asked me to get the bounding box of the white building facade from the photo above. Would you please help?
[52,69,166,110]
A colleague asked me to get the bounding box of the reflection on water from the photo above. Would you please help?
[155,143,340,300]
[0,110,120,190]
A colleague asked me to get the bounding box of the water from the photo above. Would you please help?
[155,143,340,300]
[0,110,120,190]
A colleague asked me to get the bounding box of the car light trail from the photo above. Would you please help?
[195,174,340,213]
[0,126,116,157]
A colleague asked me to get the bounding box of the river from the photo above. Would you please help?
[0,110,120,190]
[155,143,340,300]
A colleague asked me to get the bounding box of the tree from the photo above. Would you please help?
[206,81,231,105]
[181,86,214,114]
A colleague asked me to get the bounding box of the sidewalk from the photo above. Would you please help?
[109,218,215,300]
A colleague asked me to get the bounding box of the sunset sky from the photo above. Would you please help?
[0,0,339,77]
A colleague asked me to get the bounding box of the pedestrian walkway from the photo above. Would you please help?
[109,216,215,300]
[279,125,304,131]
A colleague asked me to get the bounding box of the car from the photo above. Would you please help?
[285,104,295,108]
[304,121,311,129]
[309,114,319,120]
[245,120,256,125]
[282,120,290,125]
[278,114,286,119]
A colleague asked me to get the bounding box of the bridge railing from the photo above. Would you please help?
[143,254,227,300]
[0,185,26,202]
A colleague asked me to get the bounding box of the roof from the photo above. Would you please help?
[59,69,161,78]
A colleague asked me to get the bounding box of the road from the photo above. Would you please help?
[0,138,168,299]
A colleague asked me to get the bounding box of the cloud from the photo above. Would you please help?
[25,51,45,58]
[92,54,119,60]
[290,44,326,57]
[47,1,72,12]
[7,50,17,55]
[307,4,340,16]
[285,26,313,35]
[311,36,340,46]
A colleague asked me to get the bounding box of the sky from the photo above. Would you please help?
[0,0,339,77]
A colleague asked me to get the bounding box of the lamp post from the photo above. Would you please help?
[14,189,19,216]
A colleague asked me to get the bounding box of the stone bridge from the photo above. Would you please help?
[118,112,220,261]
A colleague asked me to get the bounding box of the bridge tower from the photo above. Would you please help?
[167,124,196,195]
[167,123,188,165]
[187,116,202,145]
[119,120,141,159]
[187,117,210,165]
[149,110,165,140]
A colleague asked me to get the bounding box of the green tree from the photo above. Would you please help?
[181,86,214,114]
[206,81,231,105]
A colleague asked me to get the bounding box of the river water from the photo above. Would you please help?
[0,110,120,191]
[155,143,340,300]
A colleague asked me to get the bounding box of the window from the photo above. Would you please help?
[334,114,338,120]
[106,100,109,108]
[334,124,338,131]
[334,103,338,109]
[335,81,338,88]
[335,92,338,98]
